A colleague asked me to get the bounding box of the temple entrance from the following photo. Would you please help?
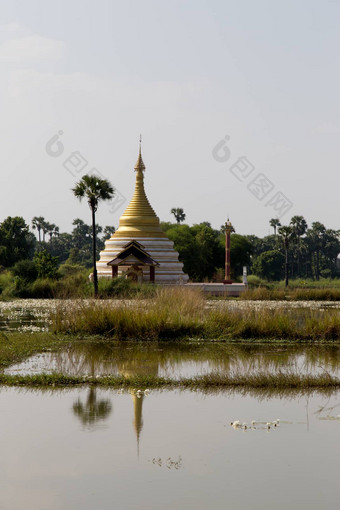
[125,266,143,283]
[107,240,159,284]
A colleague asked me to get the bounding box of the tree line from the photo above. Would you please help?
[0,210,339,285]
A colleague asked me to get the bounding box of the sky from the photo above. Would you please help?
[0,0,340,237]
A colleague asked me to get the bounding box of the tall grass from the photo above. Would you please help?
[52,287,206,338]
[241,287,340,301]
[51,288,340,341]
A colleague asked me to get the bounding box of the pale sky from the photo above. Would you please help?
[1,0,339,237]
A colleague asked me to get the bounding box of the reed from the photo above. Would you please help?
[51,287,206,338]
[51,289,340,341]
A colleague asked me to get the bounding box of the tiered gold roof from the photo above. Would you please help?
[113,144,166,238]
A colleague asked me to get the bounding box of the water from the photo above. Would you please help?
[0,386,339,510]
[5,341,340,378]
[1,299,340,508]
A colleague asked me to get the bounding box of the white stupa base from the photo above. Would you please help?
[97,236,189,284]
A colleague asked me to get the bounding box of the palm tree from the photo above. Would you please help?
[307,222,326,280]
[269,218,281,235]
[290,216,308,277]
[171,208,186,224]
[32,216,45,242]
[72,175,114,296]
[48,223,59,241]
[278,225,295,287]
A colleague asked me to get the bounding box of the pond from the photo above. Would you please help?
[1,299,340,508]
[0,386,339,510]
[4,341,340,379]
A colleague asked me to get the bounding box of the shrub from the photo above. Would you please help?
[12,259,38,283]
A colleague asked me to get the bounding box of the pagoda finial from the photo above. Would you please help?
[134,134,145,172]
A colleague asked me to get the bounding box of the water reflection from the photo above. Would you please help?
[1,386,339,510]
[6,341,340,378]
[73,388,112,428]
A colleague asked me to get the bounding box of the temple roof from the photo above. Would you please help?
[107,240,159,267]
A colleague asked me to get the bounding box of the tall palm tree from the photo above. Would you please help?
[171,207,186,224]
[289,216,308,277]
[269,218,281,235]
[32,216,45,242]
[278,225,295,287]
[48,223,59,241]
[72,175,114,296]
[307,222,326,280]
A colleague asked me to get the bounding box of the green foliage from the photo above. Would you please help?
[0,216,35,267]
[98,277,157,298]
[163,222,224,281]
[0,270,14,297]
[12,259,38,283]
[170,207,186,224]
[34,250,59,279]
[252,250,284,281]
[229,234,253,277]
[58,262,88,277]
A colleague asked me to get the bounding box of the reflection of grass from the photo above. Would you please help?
[51,288,340,341]
[0,371,339,391]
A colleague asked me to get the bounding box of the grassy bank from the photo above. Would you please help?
[50,287,340,341]
[0,371,339,391]
[0,332,68,368]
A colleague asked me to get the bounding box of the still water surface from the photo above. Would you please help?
[0,386,339,510]
[5,341,340,378]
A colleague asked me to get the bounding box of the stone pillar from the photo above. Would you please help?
[223,220,233,284]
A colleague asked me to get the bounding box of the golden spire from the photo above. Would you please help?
[112,139,166,238]
[134,134,145,172]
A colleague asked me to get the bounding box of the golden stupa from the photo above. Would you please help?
[96,143,188,283]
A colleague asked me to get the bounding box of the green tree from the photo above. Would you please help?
[252,250,284,280]
[68,219,103,267]
[307,222,326,280]
[102,225,115,241]
[34,250,59,279]
[47,223,59,241]
[12,259,38,283]
[165,224,196,277]
[278,225,295,287]
[48,232,73,264]
[32,216,45,243]
[0,216,36,267]
[72,175,114,296]
[321,229,340,277]
[269,218,281,235]
[170,208,186,224]
[290,215,308,277]
[229,234,253,278]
